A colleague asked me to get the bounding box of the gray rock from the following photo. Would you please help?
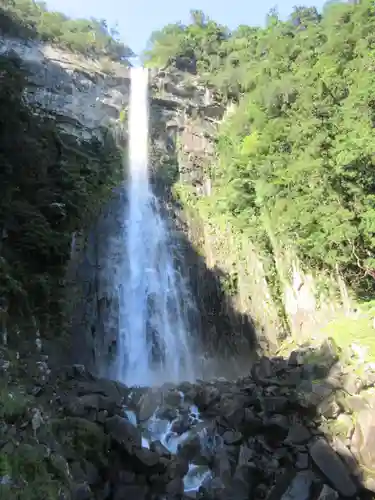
[134,447,161,469]
[213,450,232,487]
[280,470,315,500]
[351,408,375,485]
[262,396,289,413]
[138,389,162,421]
[222,430,243,445]
[295,452,309,470]
[166,476,184,496]
[105,415,142,451]
[316,485,339,500]
[285,423,311,444]
[71,483,93,500]
[150,439,171,457]
[308,438,358,496]
[113,485,149,500]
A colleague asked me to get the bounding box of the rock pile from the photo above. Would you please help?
[1,339,375,499]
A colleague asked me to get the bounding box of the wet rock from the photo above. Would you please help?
[177,434,201,463]
[171,414,191,434]
[134,447,162,469]
[165,455,189,477]
[7,343,375,500]
[138,389,162,421]
[164,389,184,407]
[151,439,171,457]
[193,385,220,411]
[308,438,358,496]
[74,379,128,404]
[155,405,179,420]
[149,472,171,494]
[105,415,142,452]
[80,394,118,414]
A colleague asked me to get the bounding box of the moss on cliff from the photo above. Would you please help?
[0,53,122,341]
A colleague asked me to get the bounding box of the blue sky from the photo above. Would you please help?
[44,0,328,55]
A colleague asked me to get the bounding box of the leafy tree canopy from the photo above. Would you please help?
[0,0,134,61]
[146,0,375,297]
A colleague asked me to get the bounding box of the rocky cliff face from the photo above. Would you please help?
[0,35,131,369]
[0,37,130,141]
[0,35,275,370]
[148,69,267,360]
[3,36,375,500]
[149,68,355,359]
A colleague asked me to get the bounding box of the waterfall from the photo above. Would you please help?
[115,67,197,387]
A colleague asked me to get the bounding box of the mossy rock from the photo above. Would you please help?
[50,417,110,467]
[0,441,68,500]
[0,383,31,422]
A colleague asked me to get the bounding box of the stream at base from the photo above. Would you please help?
[124,389,213,495]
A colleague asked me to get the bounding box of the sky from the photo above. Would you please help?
[44,0,328,56]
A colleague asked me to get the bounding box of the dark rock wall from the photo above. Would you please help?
[68,187,127,374]
[149,69,258,363]
[69,67,257,373]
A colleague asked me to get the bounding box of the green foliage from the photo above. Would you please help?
[149,0,375,298]
[0,0,133,61]
[0,445,64,499]
[321,306,375,363]
[0,54,122,335]
[0,383,30,421]
[144,9,227,74]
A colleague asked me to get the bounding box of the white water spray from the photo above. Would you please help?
[115,67,196,387]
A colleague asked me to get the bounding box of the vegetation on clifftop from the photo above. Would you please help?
[0,0,133,61]
[145,1,375,301]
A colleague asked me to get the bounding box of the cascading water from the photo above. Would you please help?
[115,67,197,387]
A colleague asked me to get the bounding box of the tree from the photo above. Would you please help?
[146,0,375,296]
[0,0,134,61]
